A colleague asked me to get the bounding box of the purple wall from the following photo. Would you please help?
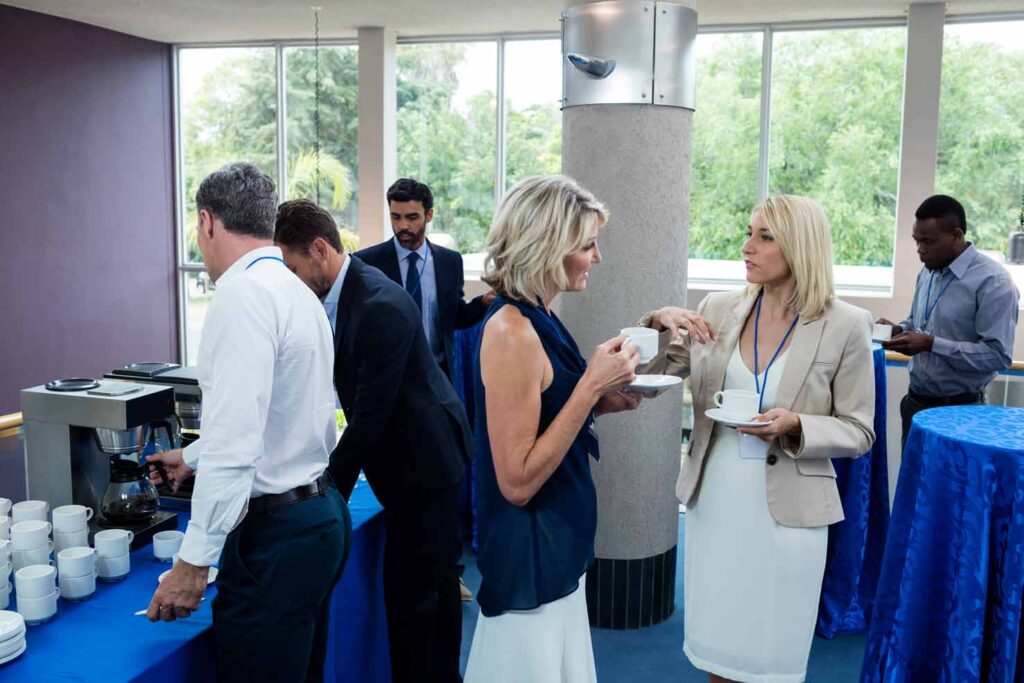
[0,5,177,414]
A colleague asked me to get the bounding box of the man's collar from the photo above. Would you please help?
[217,245,282,285]
[393,235,429,260]
[946,242,977,279]
[323,254,350,308]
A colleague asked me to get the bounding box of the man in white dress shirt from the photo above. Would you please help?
[145,163,350,682]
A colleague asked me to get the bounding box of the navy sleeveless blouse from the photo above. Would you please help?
[473,296,600,617]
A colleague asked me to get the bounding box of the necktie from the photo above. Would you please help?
[406,252,423,311]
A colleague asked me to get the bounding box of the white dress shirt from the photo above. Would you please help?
[322,253,352,336]
[177,246,337,567]
[394,237,444,364]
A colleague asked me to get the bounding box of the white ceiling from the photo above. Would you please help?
[4,0,1024,43]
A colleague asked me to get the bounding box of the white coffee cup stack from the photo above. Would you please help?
[0,540,11,610]
[51,505,93,553]
[94,529,133,582]
[0,497,12,542]
[57,547,98,602]
[14,564,58,625]
[10,520,53,572]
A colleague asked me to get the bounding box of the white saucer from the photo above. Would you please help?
[705,408,772,428]
[0,633,24,658]
[159,567,218,585]
[0,613,24,643]
[626,374,682,397]
[0,639,26,666]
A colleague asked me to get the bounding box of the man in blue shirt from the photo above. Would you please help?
[878,195,1019,448]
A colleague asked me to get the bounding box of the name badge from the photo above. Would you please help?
[739,433,768,460]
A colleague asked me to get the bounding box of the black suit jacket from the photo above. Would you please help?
[355,238,488,375]
[329,256,472,510]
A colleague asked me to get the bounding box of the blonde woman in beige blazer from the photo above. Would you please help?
[641,195,874,683]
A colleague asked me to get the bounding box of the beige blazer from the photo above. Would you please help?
[642,290,875,528]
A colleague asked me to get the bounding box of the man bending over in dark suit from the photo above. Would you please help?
[275,199,471,683]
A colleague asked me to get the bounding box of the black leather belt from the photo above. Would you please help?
[908,390,984,408]
[248,474,329,516]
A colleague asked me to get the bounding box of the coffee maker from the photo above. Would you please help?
[20,380,179,549]
[104,363,201,507]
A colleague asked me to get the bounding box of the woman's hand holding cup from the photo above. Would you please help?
[583,334,640,399]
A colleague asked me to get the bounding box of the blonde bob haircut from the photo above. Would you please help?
[483,175,608,303]
[748,194,836,320]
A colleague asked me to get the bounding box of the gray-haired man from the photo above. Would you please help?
[145,162,350,682]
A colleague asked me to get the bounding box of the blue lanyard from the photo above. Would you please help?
[753,291,799,413]
[920,270,954,330]
[245,255,286,270]
[404,250,429,298]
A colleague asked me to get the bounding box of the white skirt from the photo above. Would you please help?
[684,425,828,683]
[465,576,596,683]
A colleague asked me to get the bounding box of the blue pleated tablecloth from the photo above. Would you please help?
[0,481,388,682]
[861,406,1024,682]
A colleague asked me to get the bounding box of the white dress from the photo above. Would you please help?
[683,346,828,683]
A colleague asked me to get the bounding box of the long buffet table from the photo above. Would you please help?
[0,480,388,682]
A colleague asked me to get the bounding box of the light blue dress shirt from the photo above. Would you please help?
[899,243,1019,396]
[394,237,443,363]
[322,254,352,337]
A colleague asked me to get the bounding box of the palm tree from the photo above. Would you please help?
[288,149,352,214]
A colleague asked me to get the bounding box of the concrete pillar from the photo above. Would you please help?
[357,27,397,249]
[560,0,694,628]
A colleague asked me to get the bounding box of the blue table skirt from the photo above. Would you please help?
[454,328,890,638]
[0,481,387,682]
[816,344,891,638]
[861,406,1024,683]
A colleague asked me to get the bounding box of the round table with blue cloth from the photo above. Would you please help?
[455,329,890,638]
[861,405,1024,683]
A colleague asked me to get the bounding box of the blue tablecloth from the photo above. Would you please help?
[816,343,891,638]
[0,481,387,682]
[861,406,1024,682]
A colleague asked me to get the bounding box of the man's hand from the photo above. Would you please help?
[146,449,194,493]
[737,408,801,442]
[146,559,208,622]
[883,331,934,356]
[875,318,904,336]
[595,391,643,416]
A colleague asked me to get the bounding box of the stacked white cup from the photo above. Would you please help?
[10,521,52,572]
[94,529,132,582]
[0,498,12,542]
[14,565,58,624]
[56,547,97,602]
[51,505,93,553]
[0,540,11,610]
[10,501,48,526]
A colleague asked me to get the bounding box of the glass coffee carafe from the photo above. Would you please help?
[95,421,175,526]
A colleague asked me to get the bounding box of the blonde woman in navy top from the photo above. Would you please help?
[464,176,643,683]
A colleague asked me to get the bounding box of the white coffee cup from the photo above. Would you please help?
[11,520,52,551]
[0,561,11,579]
[96,553,130,581]
[152,530,184,563]
[872,323,893,342]
[59,571,97,602]
[713,389,761,419]
[15,564,57,599]
[11,500,49,525]
[0,516,10,541]
[620,327,659,364]
[51,505,93,533]
[0,539,10,563]
[53,528,90,553]
[94,529,134,558]
[0,499,11,516]
[17,588,58,624]
[57,546,96,578]
[0,581,10,610]
[12,545,53,571]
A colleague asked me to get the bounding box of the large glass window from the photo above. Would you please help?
[285,46,359,238]
[690,32,763,261]
[769,27,906,267]
[504,39,562,189]
[937,20,1024,259]
[397,42,498,254]
[179,48,278,264]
